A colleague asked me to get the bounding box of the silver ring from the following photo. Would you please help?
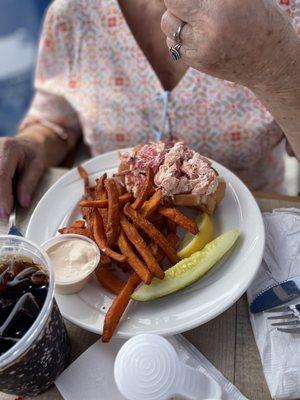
[169,43,182,61]
[173,21,186,44]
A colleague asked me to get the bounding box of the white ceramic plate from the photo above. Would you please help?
[26,149,265,338]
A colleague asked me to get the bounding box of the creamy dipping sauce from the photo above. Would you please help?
[46,238,98,283]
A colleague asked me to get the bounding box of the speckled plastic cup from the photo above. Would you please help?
[0,235,70,396]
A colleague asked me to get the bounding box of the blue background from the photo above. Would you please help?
[0,0,51,136]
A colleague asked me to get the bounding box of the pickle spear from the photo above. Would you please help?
[131,229,239,302]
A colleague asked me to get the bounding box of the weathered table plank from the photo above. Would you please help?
[184,304,237,384]
[235,296,270,400]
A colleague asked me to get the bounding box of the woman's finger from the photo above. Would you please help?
[0,175,13,219]
[0,139,22,218]
[16,157,45,209]
[164,0,201,22]
[161,10,194,45]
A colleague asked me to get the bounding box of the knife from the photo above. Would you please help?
[250,276,300,313]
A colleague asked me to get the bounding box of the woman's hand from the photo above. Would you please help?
[161,0,298,88]
[0,136,46,219]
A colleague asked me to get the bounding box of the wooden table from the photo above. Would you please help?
[1,168,299,400]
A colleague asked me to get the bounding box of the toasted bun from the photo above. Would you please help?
[172,181,226,214]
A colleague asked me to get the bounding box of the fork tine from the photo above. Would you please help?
[267,313,295,320]
[278,327,300,334]
[271,320,300,327]
[264,305,291,313]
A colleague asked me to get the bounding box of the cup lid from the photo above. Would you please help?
[114,334,178,400]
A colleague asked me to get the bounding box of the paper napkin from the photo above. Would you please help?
[247,208,300,400]
[55,334,246,400]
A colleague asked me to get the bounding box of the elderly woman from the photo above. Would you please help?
[0,0,299,218]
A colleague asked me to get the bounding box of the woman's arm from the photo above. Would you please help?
[161,0,300,159]
[250,36,300,158]
[0,3,83,219]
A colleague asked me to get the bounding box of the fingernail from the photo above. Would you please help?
[0,208,8,219]
[22,195,32,208]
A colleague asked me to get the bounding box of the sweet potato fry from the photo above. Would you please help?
[114,178,126,195]
[77,165,91,199]
[150,241,164,264]
[81,205,90,221]
[167,232,180,249]
[95,267,125,295]
[140,189,163,218]
[93,209,126,263]
[99,246,125,264]
[132,168,153,210]
[58,227,90,237]
[165,218,177,234]
[102,273,141,343]
[95,173,109,230]
[124,204,179,265]
[150,232,180,265]
[80,193,132,208]
[70,220,86,229]
[82,207,96,240]
[150,214,165,231]
[148,212,164,224]
[120,214,164,280]
[77,165,89,184]
[95,173,107,199]
[104,179,120,246]
[159,207,199,235]
[89,186,96,197]
[118,231,152,284]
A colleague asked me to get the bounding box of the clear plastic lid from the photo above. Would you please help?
[114,334,222,400]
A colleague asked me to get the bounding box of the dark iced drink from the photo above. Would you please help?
[0,256,49,355]
[0,235,70,396]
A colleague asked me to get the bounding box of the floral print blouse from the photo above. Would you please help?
[22,0,300,192]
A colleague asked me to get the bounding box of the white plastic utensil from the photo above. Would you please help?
[114,334,222,400]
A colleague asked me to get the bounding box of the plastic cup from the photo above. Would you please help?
[0,235,70,396]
